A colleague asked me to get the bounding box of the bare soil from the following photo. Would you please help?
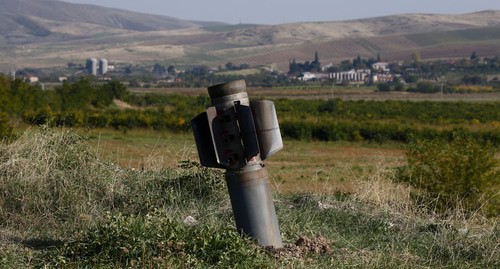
[268,236,332,261]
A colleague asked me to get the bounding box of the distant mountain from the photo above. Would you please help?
[0,0,225,41]
[0,0,498,72]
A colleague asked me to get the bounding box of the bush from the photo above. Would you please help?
[0,113,12,139]
[397,135,499,215]
[0,127,123,229]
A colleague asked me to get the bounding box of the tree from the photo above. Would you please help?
[339,60,352,71]
[103,80,128,100]
[470,51,478,60]
[289,59,299,74]
[411,51,421,69]
[167,65,176,75]
[377,83,391,92]
[311,51,321,72]
[225,62,235,70]
[152,64,166,78]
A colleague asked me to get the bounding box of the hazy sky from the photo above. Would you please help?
[61,0,500,25]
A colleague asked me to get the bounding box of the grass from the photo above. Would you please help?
[0,127,498,268]
[79,128,405,193]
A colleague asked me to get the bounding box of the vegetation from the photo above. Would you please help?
[0,128,498,267]
[397,135,499,216]
[1,76,498,145]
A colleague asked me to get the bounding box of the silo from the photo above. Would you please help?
[99,58,108,75]
[86,58,98,75]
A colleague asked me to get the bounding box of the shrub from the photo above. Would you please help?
[397,135,499,215]
[0,127,123,230]
[0,113,12,139]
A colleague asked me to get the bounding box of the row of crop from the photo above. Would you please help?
[406,82,498,94]
[274,98,500,125]
[23,109,498,145]
[23,109,190,132]
[280,119,499,145]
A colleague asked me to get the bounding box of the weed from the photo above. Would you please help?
[396,134,499,216]
[40,211,271,268]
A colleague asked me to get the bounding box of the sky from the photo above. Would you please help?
[62,0,500,25]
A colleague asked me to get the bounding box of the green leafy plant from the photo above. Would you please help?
[41,211,269,268]
[397,134,499,215]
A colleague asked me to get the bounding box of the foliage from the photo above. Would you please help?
[1,76,499,145]
[0,113,12,139]
[0,75,129,116]
[288,51,321,75]
[41,212,269,268]
[397,134,499,215]
[277,99,500,145]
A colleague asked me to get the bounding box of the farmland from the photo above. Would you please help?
[0,77,499,267]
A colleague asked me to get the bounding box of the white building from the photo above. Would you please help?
[299,72,318,81]
[25,76,39,83]
[329,69,371,83]
[372,62,390,73]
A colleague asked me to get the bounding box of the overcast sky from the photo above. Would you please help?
[61,0,500,25]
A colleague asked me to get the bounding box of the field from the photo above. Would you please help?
[1,81,499,267]
[82,128,405,194]
[1,127,498,268]
[131,86,500,101]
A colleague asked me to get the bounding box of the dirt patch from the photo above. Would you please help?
[113,99,136,110]
[269,236,332,261]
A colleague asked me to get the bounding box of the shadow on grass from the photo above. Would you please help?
[21,238,64,250]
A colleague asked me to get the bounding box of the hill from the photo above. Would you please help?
[0,0,498,72]
[0,0,224,42]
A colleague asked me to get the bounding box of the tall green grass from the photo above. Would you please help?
[1,128,498,268]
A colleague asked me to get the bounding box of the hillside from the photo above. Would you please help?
[0,0,223,41]
[0,0,498,72]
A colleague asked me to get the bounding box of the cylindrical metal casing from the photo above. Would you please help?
[225,163,283,247]
[208,80,250,107]
[193,80,282,248]
[251,100,283,160]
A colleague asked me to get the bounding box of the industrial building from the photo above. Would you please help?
[99,58,108,75]
[86,58,98,75]
[86,58,109,75]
